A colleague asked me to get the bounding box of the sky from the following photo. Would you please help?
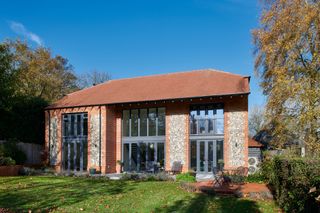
[0,0,266,109]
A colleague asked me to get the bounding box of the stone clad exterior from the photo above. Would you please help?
[89,114,100,166]
[168,114,188,167]
[49,116,58,165]
[227,111,246,167]
[44,70,250,174]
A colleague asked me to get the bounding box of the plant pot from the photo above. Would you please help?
[89,168,96,175]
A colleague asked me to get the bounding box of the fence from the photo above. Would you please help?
[0,140,43,165]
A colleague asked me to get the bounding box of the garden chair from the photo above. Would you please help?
[167,161,182,175]
[212,168,224,188]
[235,166,248,177]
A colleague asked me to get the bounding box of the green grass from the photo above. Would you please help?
[0,176,279,212]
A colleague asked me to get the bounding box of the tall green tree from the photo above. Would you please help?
[0,43,16,110]
[253,0,320,152]
[0,40,79,143]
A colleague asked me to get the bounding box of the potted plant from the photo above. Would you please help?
[116,160,124,173]
[218,159,224,171]
[188,169,196,177]
[89,167,96,175]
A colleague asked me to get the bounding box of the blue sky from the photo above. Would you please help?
[0,0,265,109]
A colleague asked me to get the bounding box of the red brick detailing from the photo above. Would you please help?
[115,112,122,173]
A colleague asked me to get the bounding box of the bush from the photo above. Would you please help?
[0,156,15,166]
[225,174,245,184]
[0,140,26,164]
[176,172,196,183]
[261,156,320,212]
[120,172,173,181]
[245,172,265,183]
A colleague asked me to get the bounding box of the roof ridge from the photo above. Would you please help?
[106,68,244,83]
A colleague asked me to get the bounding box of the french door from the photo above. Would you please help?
[62,113,88,172]
[191,140,224,173]
[197,140,216,173]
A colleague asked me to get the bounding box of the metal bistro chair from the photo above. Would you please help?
[212,167,224,188]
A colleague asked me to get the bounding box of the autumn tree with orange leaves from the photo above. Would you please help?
[253,0,320,153]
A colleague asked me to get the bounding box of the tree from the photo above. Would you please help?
[0,43,17,110]
[249,105,266,137]
[0,39,79,143]
[252,0,320,152]
[7,40,79,102]
[77,70,111,89]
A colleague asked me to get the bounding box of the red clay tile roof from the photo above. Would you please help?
[47,69,250,109]
[248,137,264,148]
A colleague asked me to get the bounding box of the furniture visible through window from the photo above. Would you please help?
[122,107,166,172]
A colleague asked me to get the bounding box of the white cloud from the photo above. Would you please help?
[8,21,43,46]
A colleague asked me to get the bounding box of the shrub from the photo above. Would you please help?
[245,172,265,183]
[261,156,320,212]
[120,172,173,181]
[0,156,16,166]
[225,174,245,184]
[0,140,26,164]
[176,172,196,183]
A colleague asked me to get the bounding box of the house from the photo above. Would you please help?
[45,69,250,174]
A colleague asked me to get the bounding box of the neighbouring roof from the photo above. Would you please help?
[47,69,250,109]
[248,137,264,148]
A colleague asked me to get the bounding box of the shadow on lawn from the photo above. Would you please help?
[155,194,262,213]
[0,176,135,211]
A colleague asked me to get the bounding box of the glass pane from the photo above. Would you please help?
[70,143,74,170]
[63,118,69,136]
[208,141,214,172]
[199,119,206,134]
[77,115,81,136]
[123,144,130,171]
[148,143,155,161]
[190,114,197,134]
[63,143,68,169]
[190,141,197,171]
[216,140,224,164]
[148,108,156,136]
[76,142,80,171]
[215,118,224,134]
[208,119,214,133]
[131,143,138,171]
[157,143,165,168]
[83,115,88,136]
[131,109,139,137]
[83,140,88,170]
[158,108,165,136]
[200,142,205,172]
[122,110,130,137]
[139,143,146,171]
[208,108,214,118]
[216,109,224,119]
[140,109,148,136]
[70,115,75,136]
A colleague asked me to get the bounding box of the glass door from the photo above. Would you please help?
[196,140,217,173]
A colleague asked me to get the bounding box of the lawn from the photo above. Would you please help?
[0,176,279,212]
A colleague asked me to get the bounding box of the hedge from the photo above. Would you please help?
[261,156,320,212]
